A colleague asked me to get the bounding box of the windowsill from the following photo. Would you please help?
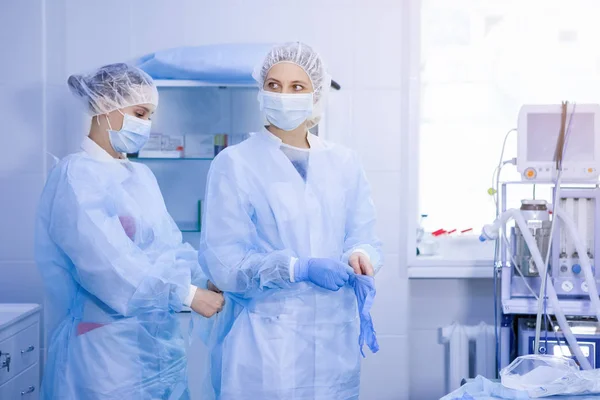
[408,257,495,279]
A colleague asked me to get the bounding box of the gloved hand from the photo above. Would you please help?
[294,258,354,291]
[190,288,225,317]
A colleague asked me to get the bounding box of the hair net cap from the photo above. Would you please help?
[253,42,332,129]
[68,63,159,116]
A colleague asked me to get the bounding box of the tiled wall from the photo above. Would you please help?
[0,1,45,304]
[0,0,69,374]
[409,279,496,399]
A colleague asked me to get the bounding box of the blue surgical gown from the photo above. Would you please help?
[35,141,203,399]
[197,128,382,400]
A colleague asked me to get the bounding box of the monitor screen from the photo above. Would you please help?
[527,112,595,162]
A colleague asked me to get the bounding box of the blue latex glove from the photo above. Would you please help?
[349,274,379,357]
[294,258,353,291]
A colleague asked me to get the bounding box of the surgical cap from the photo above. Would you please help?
[253,42,331,128]
[67,63,159,116]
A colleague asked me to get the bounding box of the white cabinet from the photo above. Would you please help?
[0,304,41,400]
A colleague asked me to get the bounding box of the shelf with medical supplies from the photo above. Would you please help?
[129,79,262,242]
[130,74,339,243]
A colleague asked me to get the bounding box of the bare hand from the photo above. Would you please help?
[348,252,374,276]
[190,288,224,317]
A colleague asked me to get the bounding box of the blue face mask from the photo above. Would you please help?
[107,112,152,154]
[258,90,314,131]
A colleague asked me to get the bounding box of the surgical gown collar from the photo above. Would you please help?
[259,127,326,150]
[81,136,132,182]
[81,136,131,164]
[81,136,118,162]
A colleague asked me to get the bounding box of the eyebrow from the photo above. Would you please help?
[266,78,282,84]
[291,80,309,85]
[136,106,151,113]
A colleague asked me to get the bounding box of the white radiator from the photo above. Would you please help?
[439,322,496,392]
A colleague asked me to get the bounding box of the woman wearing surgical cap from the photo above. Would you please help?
[198,43,382,399]
[34,63,224,399]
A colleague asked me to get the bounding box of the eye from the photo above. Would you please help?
[293,84,304,91]
[268,82,280,90]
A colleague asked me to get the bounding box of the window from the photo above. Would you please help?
[419,0,600,235]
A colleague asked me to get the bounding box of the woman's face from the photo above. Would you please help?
[263,62,313,95]
[105,103,156,130]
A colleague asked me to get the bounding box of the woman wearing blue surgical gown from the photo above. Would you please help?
[35,63,224,400]
[198,42,383,400]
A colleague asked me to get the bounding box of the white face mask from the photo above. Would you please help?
[258,90,314,131]
[106,111,152,154]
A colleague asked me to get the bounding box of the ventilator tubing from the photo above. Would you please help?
[481,208,594,370]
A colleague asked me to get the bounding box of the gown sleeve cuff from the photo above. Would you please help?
[289,257,298,283]
[350,248,371,261]
[183,285,198,307]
